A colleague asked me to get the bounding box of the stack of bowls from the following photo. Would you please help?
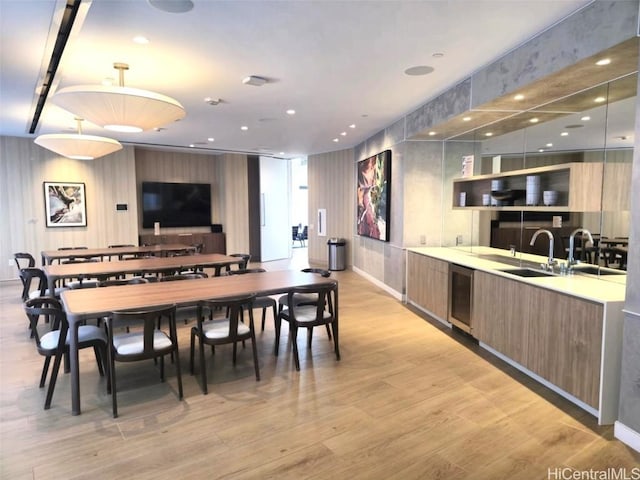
[490,179,505,206]
[543,190,558,206]
[526,175,541,206]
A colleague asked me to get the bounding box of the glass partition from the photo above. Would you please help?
[443,73,635,280]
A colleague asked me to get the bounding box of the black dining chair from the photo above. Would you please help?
[275,282,339,371]
[190,293,260,394]
[105,304,183,418]
[24,296,108,409]
[226,268,277,331]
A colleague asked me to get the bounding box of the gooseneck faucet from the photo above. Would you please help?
[530,229,555,269]
[567,228,594,266]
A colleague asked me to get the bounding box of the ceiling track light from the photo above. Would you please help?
[51,62,186,133]
[34,117,122,160]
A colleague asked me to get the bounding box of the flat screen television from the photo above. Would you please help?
[142,182,211,228]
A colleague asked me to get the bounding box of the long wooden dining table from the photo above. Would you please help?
[41,244,195,265]
[60,270,338,414]
[44,253,242,286]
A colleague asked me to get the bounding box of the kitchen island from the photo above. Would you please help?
[406,246,626,425]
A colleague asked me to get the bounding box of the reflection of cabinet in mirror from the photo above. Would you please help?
[452,162,604,212]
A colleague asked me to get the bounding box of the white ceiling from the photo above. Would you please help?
[0,0,593,158]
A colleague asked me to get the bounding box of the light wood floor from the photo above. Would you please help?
[1,255,638,479]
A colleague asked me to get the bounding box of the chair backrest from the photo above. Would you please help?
[159,273,208,282]
[226,268,266,276]
[197,293,257,340]
[302,267,331,278]
[286,282,337,321]
[19,267,48,301]
[301,226,308,240]
[98,277,150,287]
[14,252,35,271]
[228,253,251,270]
[108,305,177,361]
[292,226,299,240]
[24,296,66,352]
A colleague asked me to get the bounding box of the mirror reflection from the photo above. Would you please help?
[445,73,635,281]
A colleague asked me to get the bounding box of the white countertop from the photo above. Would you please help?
[407,246,626,304]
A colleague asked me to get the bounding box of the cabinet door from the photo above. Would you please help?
[473,272,529,365]
[406,252,448,321]
[526,288,603,408]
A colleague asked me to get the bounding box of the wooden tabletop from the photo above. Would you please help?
[61,270,337,321]
[41,244,195,264]
[44,253,241,283]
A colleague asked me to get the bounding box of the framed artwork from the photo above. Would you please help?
[356,150,391,242]
[44,182,87,227]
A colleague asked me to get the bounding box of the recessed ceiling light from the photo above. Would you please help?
[485,132,493,137]
[286,109,296,115]
[204,97,220,105]
[148,0,194,13]
[463,116,471,122]
[565,124,584,129]
[133,35,149,44]
[538,148,544,152]
[546,143,553,147]
[189,144,195,148]
[242,75,267,86]
[404,65,434,76]
[614,136,628,141]
[241,126,248,131]
[154,127,166,132]
[428,131,436,136]
[432,52,444,58]
[581,116,591,121]
[595,58,611,66]
[340,132,347,136]
[514,94,525,101]
[207,137,214,142]
[361,114,368,118]
[530,118,539,123]
[349,124,356,129]
[279,152,284,155]
[594,96,606,103]
[333,138,339,142]
[561,132,569,136]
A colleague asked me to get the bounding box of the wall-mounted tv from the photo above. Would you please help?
[142,182,211,228]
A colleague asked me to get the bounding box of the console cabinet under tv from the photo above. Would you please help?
[139,233,226,255]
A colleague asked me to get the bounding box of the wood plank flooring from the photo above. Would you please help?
[1,257,638,479]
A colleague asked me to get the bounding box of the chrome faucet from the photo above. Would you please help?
[567,228,594,267]
[530,229,555,269]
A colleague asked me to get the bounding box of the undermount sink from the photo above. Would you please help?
[500,268,557,278]
[571,265,625,275]
[474,253,541,269]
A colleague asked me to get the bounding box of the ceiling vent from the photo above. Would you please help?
[242,76,267,86]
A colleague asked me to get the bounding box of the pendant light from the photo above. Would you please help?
[51,63,186,133]
[34,118,122,160]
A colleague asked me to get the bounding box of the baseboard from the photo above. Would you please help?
[352,266,403,301]
[614,421,640,453]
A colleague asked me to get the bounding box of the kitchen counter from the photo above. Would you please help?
[406,246,626,425]
[407,246,626,303]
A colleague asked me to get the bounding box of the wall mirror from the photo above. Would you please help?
[443,72,635,281]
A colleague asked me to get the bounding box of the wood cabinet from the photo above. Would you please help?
[473,271,530,366]
[452,162,604,212]
[526,288,603,409]
[406,252,448,321]
[139,233,226,254]
[475,270,603,409]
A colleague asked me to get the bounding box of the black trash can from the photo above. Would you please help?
[327,238,346,271]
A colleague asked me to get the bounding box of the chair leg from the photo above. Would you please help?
[307,326,313,349]
[199,335,208,395]
[44,351,64,409]
[93,346,105,377]
[250,330,260,381]
[109,351,118,418]
[274,316,282,356]
[189,328,196,375]
[160,355,165,382]
[40,356,52,388]
[291,324,300,371]
[173,347,183,400]
[325,323,332,340]
[332,322,340,361]
[261,308,267,331]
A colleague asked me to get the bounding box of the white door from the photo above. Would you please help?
[260,156,290,262]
